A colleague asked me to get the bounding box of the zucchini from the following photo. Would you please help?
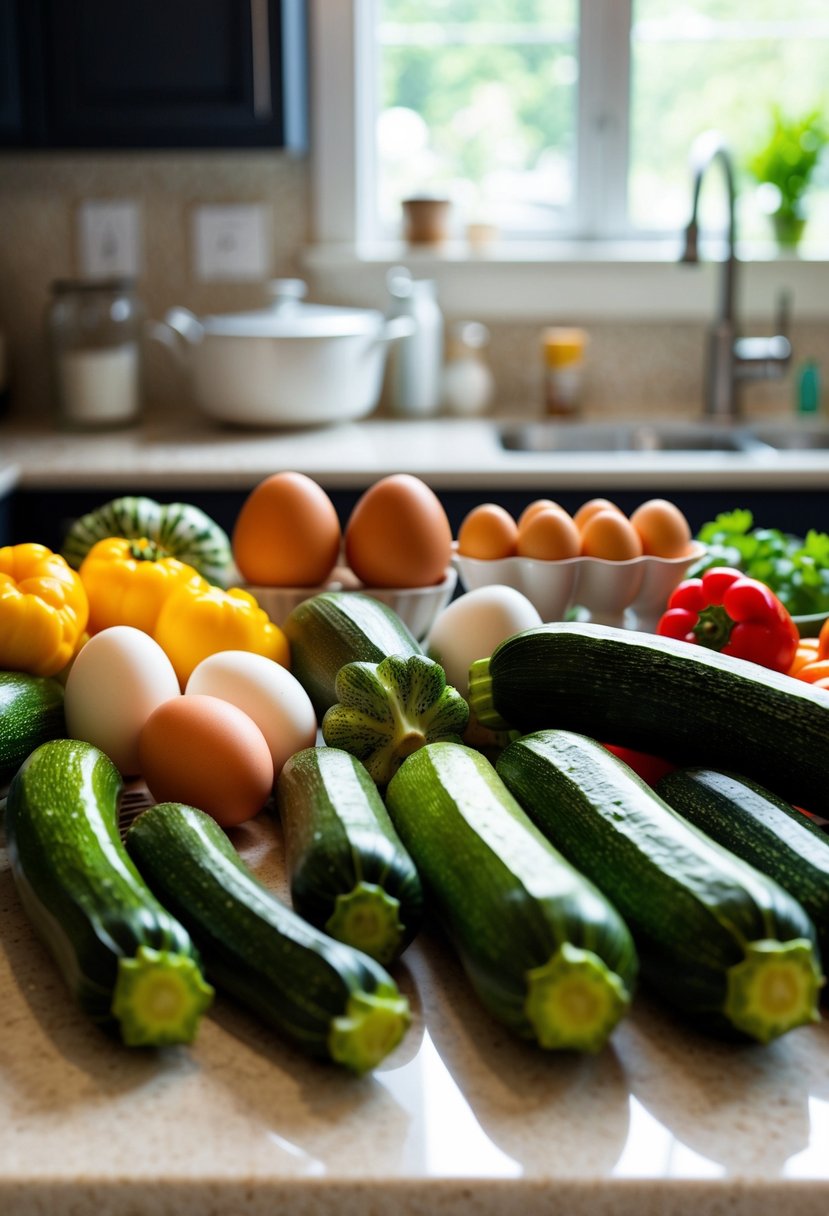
[61,495,232,586]
[321,654,469,785]
[384,742,638,1053]
[283,590,422,719]
[275,746,423,964]
[125,801,411,1073]
[656,767,829,964]
[4,740,214,1046]
[469,620,829,817]
[496,729,823,1043]
[0,671,66,786]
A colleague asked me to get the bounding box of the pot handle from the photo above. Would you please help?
[381,315,417,343]
[145,308,205,366]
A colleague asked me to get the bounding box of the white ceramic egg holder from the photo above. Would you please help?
[241,566,457,640]
[453,542,707,630]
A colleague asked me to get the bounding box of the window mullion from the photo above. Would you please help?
[577,0,632,239]
[311,0,376,245]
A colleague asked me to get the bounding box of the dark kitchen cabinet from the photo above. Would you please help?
[1,0,307,150]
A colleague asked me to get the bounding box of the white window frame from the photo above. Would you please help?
[304,0,829,322]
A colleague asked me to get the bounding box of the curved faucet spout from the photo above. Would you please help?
[680,129,792,419]
[682,130,737,323]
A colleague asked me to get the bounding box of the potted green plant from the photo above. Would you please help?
[747,104,828,248]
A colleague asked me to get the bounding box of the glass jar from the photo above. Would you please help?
[542,326,588,417]
[47,278,144,430]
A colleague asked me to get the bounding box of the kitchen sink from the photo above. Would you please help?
[499,418,829,455]
[498,421,764,454]
[749,421,829,451]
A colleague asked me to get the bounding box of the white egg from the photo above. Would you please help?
[185,650,317,780]
[64,625,181,776]
[425,585,542,696]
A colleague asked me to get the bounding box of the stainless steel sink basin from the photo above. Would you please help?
[498,421,761,454]
[749,421,829,451]
[499,418,829,455]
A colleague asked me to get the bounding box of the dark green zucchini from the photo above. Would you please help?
[276,746,424,965]
[496,729,823,1043]
[283,590,422,719]
[384,741,638,1053]
[656,767,829,964]
[5,740,214,1046]
[0,671,66,786]
[125,801,411,1073]
[469,620,829,817]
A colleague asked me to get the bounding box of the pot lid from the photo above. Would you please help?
[199,280,384,339]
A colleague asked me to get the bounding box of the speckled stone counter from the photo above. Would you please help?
[3,412,829,492]
[2,809,828,1216]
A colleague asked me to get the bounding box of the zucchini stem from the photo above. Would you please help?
[724,938,823,1043]
[524,942,632,1053]
[111,945,214,1047]
[328,988,411,1074]
[325,881,405,966]
[467,658,511,732]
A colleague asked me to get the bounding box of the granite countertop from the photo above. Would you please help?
[2,808,828,1216]
[3,411,829,492]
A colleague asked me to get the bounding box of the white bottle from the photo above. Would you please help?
[385,267,444,418]
[441,321,495,417]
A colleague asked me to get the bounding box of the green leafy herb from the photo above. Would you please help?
[690,510,829,617]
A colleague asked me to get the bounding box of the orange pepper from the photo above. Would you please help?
[818,615,829,660]
[788,638,821,675]
[793,658,829,684]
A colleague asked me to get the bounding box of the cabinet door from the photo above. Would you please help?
[0,0,23,142]
[26,0,307,149]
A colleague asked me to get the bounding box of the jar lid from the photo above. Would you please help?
[542,326,588,367]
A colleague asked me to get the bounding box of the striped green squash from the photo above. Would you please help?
[61,496,232,585]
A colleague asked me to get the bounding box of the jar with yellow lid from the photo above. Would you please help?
[541,326,588,417]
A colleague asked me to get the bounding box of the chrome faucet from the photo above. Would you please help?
[681,130,792,419]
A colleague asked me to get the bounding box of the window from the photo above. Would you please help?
[312,0,829,251]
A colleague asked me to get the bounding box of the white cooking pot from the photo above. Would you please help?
[150,280,414,428]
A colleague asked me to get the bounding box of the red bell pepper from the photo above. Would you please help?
[656,565,799,673]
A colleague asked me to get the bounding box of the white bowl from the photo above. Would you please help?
[454,542,706,630]
[243,566,457,641]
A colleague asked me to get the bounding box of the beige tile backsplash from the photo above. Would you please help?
[0,152,824,425]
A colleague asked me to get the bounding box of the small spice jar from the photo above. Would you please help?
[542,327,588,417]
[47,278,144,430]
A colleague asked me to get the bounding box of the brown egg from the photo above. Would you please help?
[517,507,581,560]
[630,498,693,558]
[345,474,453,588]
[138,694,274,827]
[457,503,518,560]
[573,497,624,533]
[232,471,342,587]
[517,498,564,531]
[580,509,643,561]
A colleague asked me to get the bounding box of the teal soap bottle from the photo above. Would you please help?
[796,360,821,415]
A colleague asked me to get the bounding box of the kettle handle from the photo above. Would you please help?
[145,308,205,366]
[381,315,417,343]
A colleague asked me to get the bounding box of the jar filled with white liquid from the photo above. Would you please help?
[47,278,144,430]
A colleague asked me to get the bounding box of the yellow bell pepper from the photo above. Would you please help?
[0,543,89,677]
[153,584,290,687]
[80,536,207,636]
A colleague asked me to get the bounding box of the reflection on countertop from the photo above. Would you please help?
[1,811,828,1216]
